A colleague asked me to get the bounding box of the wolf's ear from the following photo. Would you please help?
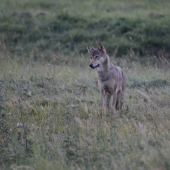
[87,45,94,53]
[98,43,106,53]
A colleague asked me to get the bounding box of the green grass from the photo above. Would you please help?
[0,55,170,170]
[1,0,170,169]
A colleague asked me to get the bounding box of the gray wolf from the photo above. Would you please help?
[87,43,126,116]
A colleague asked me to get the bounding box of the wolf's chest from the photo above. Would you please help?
[99,80,115,93]
[103,85,112,93]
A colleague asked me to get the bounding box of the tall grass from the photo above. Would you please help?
[0,55,170,169]
[1,0,170,169]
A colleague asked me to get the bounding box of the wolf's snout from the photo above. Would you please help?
[89,64,93,68]
[89,63,99,69]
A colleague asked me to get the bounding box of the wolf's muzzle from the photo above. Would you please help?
[89,64,99,69]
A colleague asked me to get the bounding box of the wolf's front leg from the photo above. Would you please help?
[106,92,111,111]
[111,92,117,116]
[101,89,106,116]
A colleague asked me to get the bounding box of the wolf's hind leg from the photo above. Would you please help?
[116,91,124,110]
[111,92,117,116]
[101,89,106,116]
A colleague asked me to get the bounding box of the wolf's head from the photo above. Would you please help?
[87,43,108,69]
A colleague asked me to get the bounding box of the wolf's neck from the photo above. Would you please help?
[96,56,110,81]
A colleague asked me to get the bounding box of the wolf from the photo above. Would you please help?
[87,43,126,116]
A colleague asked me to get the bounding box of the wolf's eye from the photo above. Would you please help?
[95,56,99,59]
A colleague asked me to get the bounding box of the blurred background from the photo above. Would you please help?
[1,0,170,61]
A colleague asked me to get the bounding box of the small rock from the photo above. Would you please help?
[17,122,23,127]
[27,91,32,97]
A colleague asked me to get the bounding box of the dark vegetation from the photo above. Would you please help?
[1,0,170,59]
[1,14,170,57]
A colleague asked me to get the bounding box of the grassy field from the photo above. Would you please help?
[1,55,170,170]
[1,0,170,170]
[0,56,170,170]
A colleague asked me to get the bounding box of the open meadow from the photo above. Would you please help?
[0,0,170,169]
